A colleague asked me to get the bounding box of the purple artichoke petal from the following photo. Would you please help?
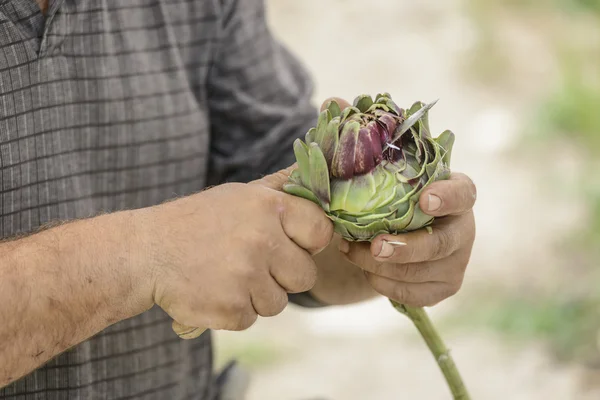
[332,120,360,179]
[366,122,383,164]
[354,127,376,175]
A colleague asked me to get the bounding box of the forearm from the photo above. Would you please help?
[309,235,379,306]
[0,211,151,387]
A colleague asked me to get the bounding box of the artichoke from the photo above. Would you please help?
[283,94,470,400]
[283,93,455,242]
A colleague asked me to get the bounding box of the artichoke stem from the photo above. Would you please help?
[390,301,471,400]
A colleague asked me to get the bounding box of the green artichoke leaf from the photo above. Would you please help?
[340,106,361,121]
[355,209,396,224]
[326,100,342,118]
[305,127,316,144]
[404,203,434,231]
[375,92,392,103]
[384,98,402,115]
[330,179,352,211]
[308,143,331,210]
[387,200,417,232]
[363,167,398,211]
[408,101,431,134]
[353,95,374,113]
[320,117,340,169]
[343,174,377,214]
[282,183,321,207]
[293,139,311,188]
[314,109,332,147]
[288,169,302,184]
[436,129,455,165]
[331,214,389,242]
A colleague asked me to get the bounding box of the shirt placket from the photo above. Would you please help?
[37,0,66,57]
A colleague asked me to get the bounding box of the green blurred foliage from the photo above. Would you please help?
[214,336,287,371]
[446,293,600,365]
[462,0,600,365]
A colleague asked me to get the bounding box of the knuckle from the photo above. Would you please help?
[227,297,249,315]
[310,217,334,251]
[290,262,318,293]
[271,293,289,316]
[237,262,259,282]
[256,289,289,317]
[370,261,386,276]
[232,312,258,331]
[418,296,439,307]
[406,242,421,263]
[432,230,455,260]
[392,285,411,304]
[393,264,413,282]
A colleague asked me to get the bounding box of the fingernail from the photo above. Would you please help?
[338,240,350,254]
[428,194,442,211]
[376,240,406,258]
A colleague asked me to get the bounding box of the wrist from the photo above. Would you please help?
[85,209,156,319]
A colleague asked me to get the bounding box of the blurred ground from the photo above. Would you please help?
[214,1,600,399]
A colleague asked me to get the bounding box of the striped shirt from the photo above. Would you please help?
[0,0,318,398]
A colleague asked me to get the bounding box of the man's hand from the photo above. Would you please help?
[340,172,476,307]
[141,175,333,332]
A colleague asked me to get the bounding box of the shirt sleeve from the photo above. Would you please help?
[206,0,318,185]
[206,0,328,308]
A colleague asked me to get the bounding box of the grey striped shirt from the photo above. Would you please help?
[0,0,318,398]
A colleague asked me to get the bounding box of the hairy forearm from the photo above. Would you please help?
[0,211,150,387]
[310,235,379,305]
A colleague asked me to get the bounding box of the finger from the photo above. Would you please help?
[225,307,259,331]
[357,256,464,284]
[169,297,258,332]
[172,321,206,340]
[362,213,473,263]
[365,273,460,307]
[278,192,334,254]
[269,238,318,294]
[249,273,289,317]
[419,172,477,217]
[320,97,351,112]
[251,164,297,191]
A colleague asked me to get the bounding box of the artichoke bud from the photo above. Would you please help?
[284,94,455,241]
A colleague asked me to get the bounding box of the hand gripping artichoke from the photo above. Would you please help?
[283,94,470,400]
[282,93,455,241]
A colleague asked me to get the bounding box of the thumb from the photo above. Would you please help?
[250,164,297,191]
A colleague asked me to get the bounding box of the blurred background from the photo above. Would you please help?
[214,0,600,398]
